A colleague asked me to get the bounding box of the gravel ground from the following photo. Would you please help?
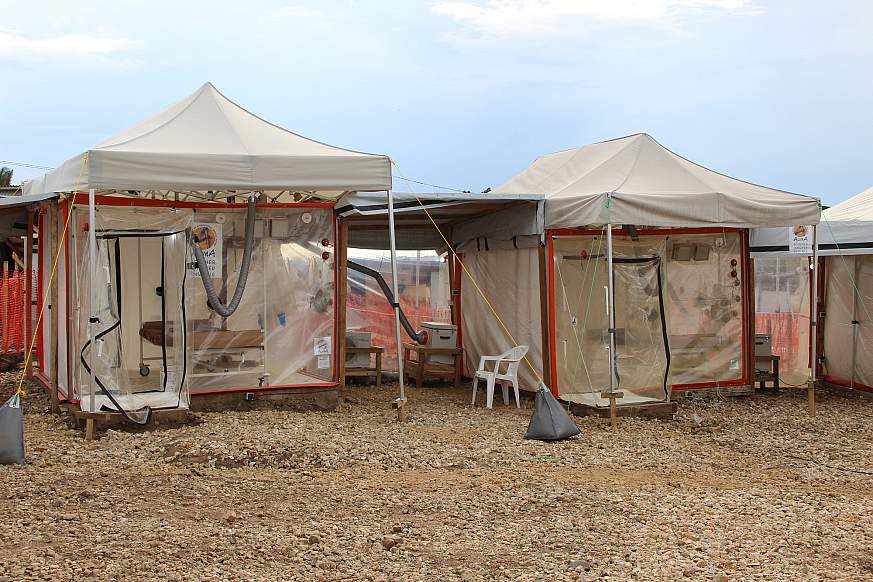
[1,375,872,581]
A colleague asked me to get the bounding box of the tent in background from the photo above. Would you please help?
[751,186,873,393]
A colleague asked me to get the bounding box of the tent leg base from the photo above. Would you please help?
[392,397,408,422]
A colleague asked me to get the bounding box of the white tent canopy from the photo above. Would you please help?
[21,82,392,196]
[751,185,873,257]
[494,133,819,229]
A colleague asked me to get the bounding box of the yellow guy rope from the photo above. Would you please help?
[391,162,544,385]
[15,153,88,395]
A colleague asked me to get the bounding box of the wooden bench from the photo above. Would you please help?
[403,343,462,388]
[345,346,384,387]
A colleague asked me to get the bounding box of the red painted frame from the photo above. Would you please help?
[59,194,340,401]
[545,226,752,397]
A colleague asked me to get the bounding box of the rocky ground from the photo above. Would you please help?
[1,375,872,581]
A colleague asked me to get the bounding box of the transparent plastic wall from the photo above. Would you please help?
[822,255,873,389]
[71,205,193,419]
[185,206,336,392]
[346,249,450,372]
[665,233,745,385]
[552,231,745,406]
[754,256,811,386]
[553,235,669,407]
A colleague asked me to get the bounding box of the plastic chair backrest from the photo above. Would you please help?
[502,345,528,376]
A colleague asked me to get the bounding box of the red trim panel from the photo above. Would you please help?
[549,226,745,237]
[546,233,558,397]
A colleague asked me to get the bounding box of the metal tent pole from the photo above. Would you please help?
[387,190,407,419]
[88,188,97,414]
[603,223,622,426]
[606,223,617,393]
[808,224,819,416]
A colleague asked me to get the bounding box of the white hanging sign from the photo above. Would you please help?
[788,225,812,255]
[192,223,223,278]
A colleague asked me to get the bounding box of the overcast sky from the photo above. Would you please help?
[1,0,871,205]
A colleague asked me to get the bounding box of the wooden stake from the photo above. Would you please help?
[600,390,624,428]
[807,380,816,417]
[392,397,408,422]
[85,418,95,441]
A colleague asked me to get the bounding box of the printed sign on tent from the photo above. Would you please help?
[191,223,223,278]
[788,225,812,254]
[313,336,332,356]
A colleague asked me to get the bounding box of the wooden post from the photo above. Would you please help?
[600,391,624,428]
[24,209,33,377]
[85,417,95,441]
[392,397,408,422]
[49,203,60,413]
[336,219,348,391]
[538,243,552,390]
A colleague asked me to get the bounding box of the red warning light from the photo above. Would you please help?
[730,259,738,267]
[580,250,589,259]
[730,270,738,278]
[322,251,331,261]
[321,238,331,247]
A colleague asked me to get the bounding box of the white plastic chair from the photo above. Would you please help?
[472,345,529,409]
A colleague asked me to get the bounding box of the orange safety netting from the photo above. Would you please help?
[0,268,26,353]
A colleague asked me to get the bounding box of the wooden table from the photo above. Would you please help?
[403,343,462,388]
[345,346,384,387]
[754,354,780,392]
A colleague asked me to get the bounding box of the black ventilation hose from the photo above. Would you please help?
[192,196,256,318]
[347,260,427,344]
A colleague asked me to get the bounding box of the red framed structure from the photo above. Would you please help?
[34,194,345,404]
[543,226,754,399]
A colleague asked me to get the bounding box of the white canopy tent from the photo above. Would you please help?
[19,82,417,419]
[456,133,822,406]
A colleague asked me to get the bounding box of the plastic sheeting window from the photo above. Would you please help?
[184,206,336,391]
[552,231,745,406]
[71,205,193,419]
[346,248,450,372]
[754,256,811,386]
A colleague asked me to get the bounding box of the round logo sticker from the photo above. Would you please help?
[792,225,808,238]
[194,225,218,250]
